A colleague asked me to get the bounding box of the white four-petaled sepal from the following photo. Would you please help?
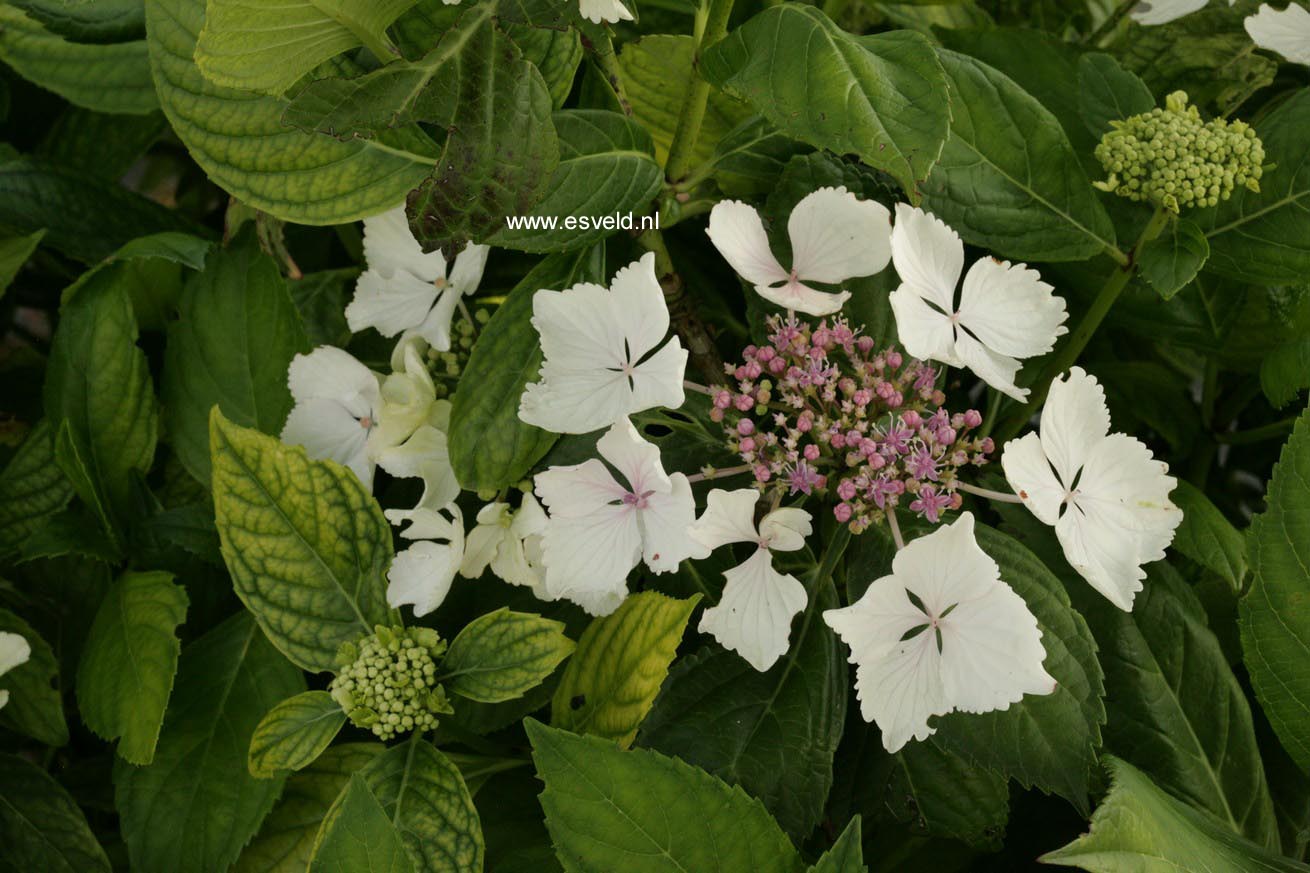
[0,630,31,711]
[1000,367,1183,611]
[689,488,814,671]
[281,346,383,488]
[1129,0,1209,26]
[347,205,489,352]
[386,505,465,617]
[519,252,688,434]
[1245,3,1310,65]
[888,204,1068,401]
[822,513,1056,752]
[534,419,705,616]
[706,188,892,316]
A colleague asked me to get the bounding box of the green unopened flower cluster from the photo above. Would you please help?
[1094,91,1265,213]
[329,625,453,741]
[426,306,491,396]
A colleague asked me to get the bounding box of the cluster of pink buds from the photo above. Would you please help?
[710,315,993,534]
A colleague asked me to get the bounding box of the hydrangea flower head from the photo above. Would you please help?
[823,513,1056,752]
[329,625,453,741]
[706,187,892,316]
[1094,91,1266,212]
[711,314,992,534]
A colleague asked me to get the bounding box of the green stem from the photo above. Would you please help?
[588,31,632,117]
[1215,417,1298,445]
[1085,0,1136,46]
[812,524,852,596]
[998,205,1171,441]
[664,0,736,184]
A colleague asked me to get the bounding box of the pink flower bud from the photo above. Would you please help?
[803,443,820,461]
[901,410,922,429]
[713,390,732,409]
[740,437,756,452]
[857,336,875,354]
[834,503,853,523]
[963,409,982,428]
[735,393,755,411]
[937,427,957,446]
[887,351,903,368]
[754,464,772,483]
[769,357,787,375]
[837,480,856,501]
[737,419,755,436]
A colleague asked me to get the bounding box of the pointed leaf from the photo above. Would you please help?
[551,591,701,748]
[76,571,189,765]
[210,410,397,672]
[808,817,864,873]
[1171,480,1247,592]
[116,614,306,873]
[249,691,347,778]
[528,719,804,873]
[0,753,111,873]
[0,419,74,557]
[442,608,574,704]
[310,774,414,873]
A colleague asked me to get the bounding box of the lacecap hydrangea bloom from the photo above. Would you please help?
[1094,91,1265,213]
[710,314,993,534]
[329,625,453,741]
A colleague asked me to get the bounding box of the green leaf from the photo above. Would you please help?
[929,524,1106,812]
[0,609,68,747]
[116,614,305,873]
[1077,52,1154,137]
[708,116,813,199]
[486,110,662,253]
[893,740,1010,849]
[1262,339,1310,410]
[0,419,75,557]
[9,0,143,41]
[405,12,558,254]
[1171,480,1247,592]
[210,410,397,672]
[1042,757,1310,872]
[509,23,580,110]
[37,108,168,180]
[195,0,417,96]
[0,229,43,298]
[248,691,347,778]
[282,5,496,141]
[236,743,385,873]
[441,608,574,704]
[0,753,111,873]
[619,34,750,168]
[447,246,602,490]
[922,49,1118,262]
[146,0,434,224]
[290,269,355,347]
[316,739,483,873]
[639,576,847,840]
[44,263,158,538]
[1083,564,1279,849]
[1138,218,1209,300]
[0,5,157,114]
[0,158,195,263]
[163,230,309,487]
[112,232,213,270]
[808,817,864,873]
[551,591,701,748]
[1242,408,1310,773]
[527,719,804,873]
[702,6,949,199]
[1197,88,1310,285]
[75,571,188,765]
[310,774,415,873]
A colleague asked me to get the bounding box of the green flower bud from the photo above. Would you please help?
[1094,91,1266,213]
[329,625,452,742]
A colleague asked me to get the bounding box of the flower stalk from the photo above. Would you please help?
[664,0,736,184]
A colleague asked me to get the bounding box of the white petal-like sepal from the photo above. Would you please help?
[787,187,892,284]
[1246,3,1310,65]
[823,513,1054,751]
[519,254,686,435]
[1130,0,1208,26]
[699,550,807,672]
[388,538,463,617]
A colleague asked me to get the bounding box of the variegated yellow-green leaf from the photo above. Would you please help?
[210,410,397,673]
[76,572,189,766]
[309,774,414,873]
[145,0,434,224]
[441,608,575,704]
[551,591,700,748]
[196,0,418,95]
[248,691,347,779]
